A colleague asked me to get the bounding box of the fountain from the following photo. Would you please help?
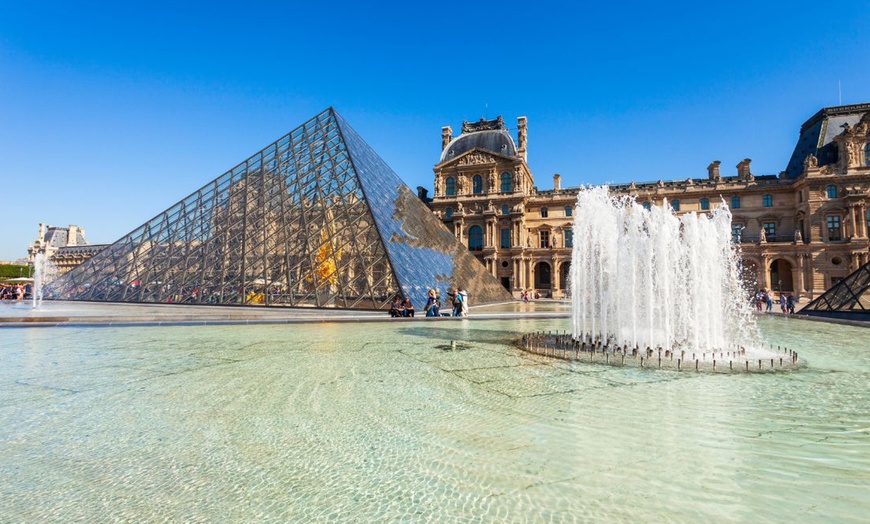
[31,252,58,309]
[520,186,802,372]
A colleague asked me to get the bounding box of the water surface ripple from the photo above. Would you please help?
[1,316,868,522]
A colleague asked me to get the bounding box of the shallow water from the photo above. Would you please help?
[1,315,868,522]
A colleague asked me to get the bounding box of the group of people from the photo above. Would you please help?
[0,283,29,301]
[389,287,469,318]
[754,288,796,315]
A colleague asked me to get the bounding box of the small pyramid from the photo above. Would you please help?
[50,108,513,310]
[801,262,870,320]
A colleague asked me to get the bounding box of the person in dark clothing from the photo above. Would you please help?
[389,296,403,317]
[401,297,415,317]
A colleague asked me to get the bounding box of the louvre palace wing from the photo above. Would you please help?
[49,108,512,310]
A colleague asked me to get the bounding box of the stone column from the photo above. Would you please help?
[794,255,806,295]
[759,256,770,290]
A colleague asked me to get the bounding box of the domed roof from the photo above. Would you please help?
[439,129,518,163]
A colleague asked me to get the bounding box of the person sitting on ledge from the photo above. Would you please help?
[389,296,403,318]
[402,296,415,317]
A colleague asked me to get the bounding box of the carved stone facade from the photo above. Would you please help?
[27,223,108,275]
[429,105,870,301]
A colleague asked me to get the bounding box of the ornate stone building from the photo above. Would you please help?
[429,104,870,301]
[27,223,108,275]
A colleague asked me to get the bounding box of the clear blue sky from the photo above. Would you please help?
[1,0,868,261]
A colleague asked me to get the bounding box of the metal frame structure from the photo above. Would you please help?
[50,108,513,310]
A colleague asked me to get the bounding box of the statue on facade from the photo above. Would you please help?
[794,229,802,243]
[803,153,818,169]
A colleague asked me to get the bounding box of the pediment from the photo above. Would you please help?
[437,148,517,168]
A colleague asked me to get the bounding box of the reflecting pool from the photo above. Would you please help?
[1,315,868,522]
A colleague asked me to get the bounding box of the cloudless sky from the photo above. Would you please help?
[2,0,869,261]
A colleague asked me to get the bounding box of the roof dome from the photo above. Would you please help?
[440,129,517,163]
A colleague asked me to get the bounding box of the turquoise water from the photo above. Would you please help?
[1,315,868,522]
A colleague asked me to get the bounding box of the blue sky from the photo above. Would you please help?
[1,0,869,261]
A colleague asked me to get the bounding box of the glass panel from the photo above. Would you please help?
[50,108,513,310]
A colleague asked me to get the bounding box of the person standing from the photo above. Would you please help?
[425,289,440,317]
[779,294,787,313]
[459,288,469,317]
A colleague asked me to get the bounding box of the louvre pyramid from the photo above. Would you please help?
[50,108,513,310]
[801,261,870,320]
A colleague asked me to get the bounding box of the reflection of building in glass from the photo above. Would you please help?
[51,108,512,309]
[430,104,870,302]
[27,223,108,275]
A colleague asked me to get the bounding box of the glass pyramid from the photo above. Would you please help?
[49,108,513,310]
[801,261,870,320]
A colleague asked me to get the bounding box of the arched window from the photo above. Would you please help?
[445,177,455,196]
[472,174,483,195]
[827,185,838,198]
[500,172,512,193]
[468,226,483,251]
[731,196,741,209]
[671,200,680,212]
[540,207,549,218]
[763,194,773,207]
[445,207,453,218]
[564,206,573,217]
[700,198,710,211]
[501,204,510,215]
[865,143,870,166]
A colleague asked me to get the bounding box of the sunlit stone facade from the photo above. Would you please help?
[430,104,870,301]
[26,223,108,275]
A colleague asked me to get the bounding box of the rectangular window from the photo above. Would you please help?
[762,222,776,240]
[565,206,573,217]
[827,216,841,241]
[763,194,773,207]
[540,231,550,248]
[731,196,741,209]
[565,230,573,248]
[500,228,511,249]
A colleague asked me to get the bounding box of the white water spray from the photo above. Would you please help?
[31,253,58,309]
[570,187,765,355]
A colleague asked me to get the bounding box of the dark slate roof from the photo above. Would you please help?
[439,129,517,163]
[783,103,870,179]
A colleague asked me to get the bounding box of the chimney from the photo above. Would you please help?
[736,158,753,181]
[553,173,561,191]
[68,225,78,246]
[441,126,452,151]
[38,222,45,240]
[416,186,431,203]
[517,116,528,161]
[707,161,721,180]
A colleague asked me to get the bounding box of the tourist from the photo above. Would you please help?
[424,289,440,317]
[458,288,469,317]
[780,294,787,313]
[447,288,462,317]
[787,294,796,315]
[389,296,403,318]
[766,292,773,312]
[401,296,415,317]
